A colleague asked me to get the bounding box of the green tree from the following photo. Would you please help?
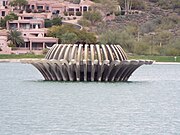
[7,30,24,47]
[76,29,97,44]
[83,11,102,25]
[52,17,62,26]
[99,29,135,52]
[47,25,97,44]
[77,18,91,27]
[44,17,62,28]
[0,12,18,28]
[9,0,28,10]
[44,19,52,28]
[4,12,18,21]
[61,32,78,44]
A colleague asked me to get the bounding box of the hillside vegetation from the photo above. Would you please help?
[79,0,180,56]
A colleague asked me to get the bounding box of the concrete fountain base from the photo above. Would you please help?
[25,44,153,82]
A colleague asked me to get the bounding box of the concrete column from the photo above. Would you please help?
[30,41,32,50]
[81,6,83,15]
[43,42,45,50]
[74,10,76,16]
[17,23,20,30]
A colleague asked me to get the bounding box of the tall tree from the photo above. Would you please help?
[47,25,97,44]
[8,30,24,47]
[9,0,28,10]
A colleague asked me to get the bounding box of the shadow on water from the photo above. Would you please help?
[26,79,152,85]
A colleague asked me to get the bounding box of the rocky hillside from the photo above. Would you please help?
[108,0,180,38]
[83,0,180,55]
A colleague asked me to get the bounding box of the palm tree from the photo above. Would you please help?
[8,30,24,48]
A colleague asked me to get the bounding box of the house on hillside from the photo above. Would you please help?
[0,0,94,54]
[26,0,94,19]
[6,17,58,54]
[0,0,10,18]
[17,11,52,20]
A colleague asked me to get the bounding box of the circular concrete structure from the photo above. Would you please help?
[28,44,153,82]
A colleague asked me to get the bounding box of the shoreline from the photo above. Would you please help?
[0,59,180,65]
[0,58,44,63]
[154,62,180,65]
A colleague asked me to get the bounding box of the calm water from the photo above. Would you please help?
[0,63,180,135]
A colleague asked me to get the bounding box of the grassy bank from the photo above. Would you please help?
[0,54,179,62]
[128,55,180,62]
[0,54,44,59]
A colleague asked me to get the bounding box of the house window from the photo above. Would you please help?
[32,24,41,29]
[9,23,18,29]
[27,5,30,8]
[46,6,49,10]
[3,1,6,6]
[37,6,43,10]
[68,8,74,12]
[31,5,34,9]
[2,11,5,16]
[56,10,60,14]
[76,9,79,12]
[83,6,87,11]
[32,24,35,28]
[24,17,33,19]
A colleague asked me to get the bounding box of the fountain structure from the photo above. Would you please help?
[27,44,153,82]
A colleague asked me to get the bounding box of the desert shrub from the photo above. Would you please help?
[149,0,159,2]
[76,11,82,16]
[42,48,48,55]
[114,11,121,16]
[44,19,52,28]
[26,8,32,13]
[77,19,91,27]
[131,0,146,10]
[140,21,156,34]
[64,11,68,16]
[99,30,135,53]
[83,11,102,25]
[69,11,74,16]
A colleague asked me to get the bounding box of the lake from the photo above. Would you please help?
[0,62,180,135]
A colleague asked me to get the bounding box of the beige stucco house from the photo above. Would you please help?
[0,0,94,54]
[7,17,58,54]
